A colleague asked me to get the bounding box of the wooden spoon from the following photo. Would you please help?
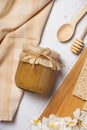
[57,4,87,42]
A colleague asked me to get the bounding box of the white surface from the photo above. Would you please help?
[0,0,87,130]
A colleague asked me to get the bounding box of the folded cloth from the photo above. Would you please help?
[0,0,54,121]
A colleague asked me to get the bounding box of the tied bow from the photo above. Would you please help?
[20,48,61,70]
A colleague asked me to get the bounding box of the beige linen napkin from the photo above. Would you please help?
[0,0,54,121]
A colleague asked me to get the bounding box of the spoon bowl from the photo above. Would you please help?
[57,4,87,43]
[57,24,75,42]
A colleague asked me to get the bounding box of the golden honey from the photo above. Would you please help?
[15,61,54,94]
[15,44,61,94]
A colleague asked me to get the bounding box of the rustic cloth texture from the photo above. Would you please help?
[0,0,54,121]
[20,44,62,70]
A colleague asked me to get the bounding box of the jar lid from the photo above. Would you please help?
[20,44,62,70]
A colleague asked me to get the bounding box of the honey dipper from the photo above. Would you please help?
[71,26,87,55]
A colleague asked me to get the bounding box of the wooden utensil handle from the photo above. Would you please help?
[80,26,87,40]
[71,4,87,26]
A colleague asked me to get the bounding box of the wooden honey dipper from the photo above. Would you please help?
[71,26,87,55]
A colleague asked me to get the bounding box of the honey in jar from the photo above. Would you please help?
[15,44,61,94]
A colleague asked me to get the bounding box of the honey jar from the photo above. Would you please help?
[15,44,61,94]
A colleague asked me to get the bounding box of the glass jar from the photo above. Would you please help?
[15,44,61,94]
[15,61,54,94]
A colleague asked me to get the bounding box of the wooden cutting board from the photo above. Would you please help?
[39,47,87,119]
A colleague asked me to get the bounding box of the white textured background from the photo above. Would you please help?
[0,0,87,130]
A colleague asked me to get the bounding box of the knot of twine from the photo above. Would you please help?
[20,48,61,70]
